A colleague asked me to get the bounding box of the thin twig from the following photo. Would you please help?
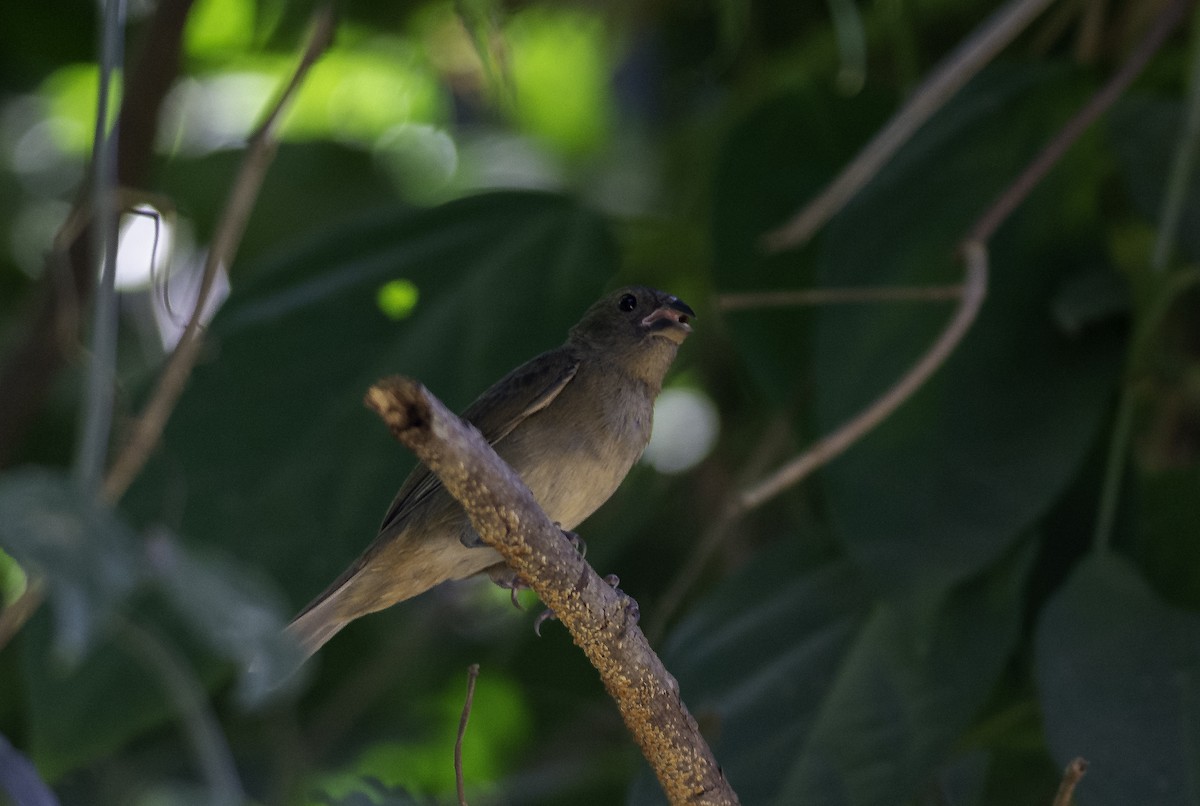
[102,5,337,502]
[717,284,963,311]
[1051,757,1088,806]
[762,0,1056,252]
[967,0,1195,245]
[736,248,986,511]
[455,663,481,806]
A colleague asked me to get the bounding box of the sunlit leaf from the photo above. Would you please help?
[506,8,613,154]
[184,0,256,57]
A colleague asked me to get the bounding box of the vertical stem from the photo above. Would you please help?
[1092,383,1139,552]
[1093,270,1200,551]
[1152,8,1200,272]
[75,0,127,492]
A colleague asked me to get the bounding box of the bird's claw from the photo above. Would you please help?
[488,567,529,610]
[534,573,638,636]
[533,608,557,636]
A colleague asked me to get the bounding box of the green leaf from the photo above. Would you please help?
[810,64,1121,593]
[711,86,889,405]
[635,538,1031,805]
[0,467,140,661]
[20,607,214,781]
[145,532,306,707]
[1035,552,1200,806]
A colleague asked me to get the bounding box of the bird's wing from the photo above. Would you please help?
[376,347,581,533]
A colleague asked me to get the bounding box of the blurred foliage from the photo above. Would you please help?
[1,0,1199,805]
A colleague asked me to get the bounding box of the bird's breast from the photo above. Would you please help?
[497,371,654,530]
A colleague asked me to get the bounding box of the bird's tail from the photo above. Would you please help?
[287,586,351,660]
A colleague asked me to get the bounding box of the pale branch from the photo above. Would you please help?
[716,284,963,311]
[762,0,1056,252]
[967,0,1195,246]
[1051,757,1088,806]
[455,663,480,806]
[102,5,337,503]
[364,378,740,806]
[736,243,988,512]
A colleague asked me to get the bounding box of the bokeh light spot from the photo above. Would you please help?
[377,279,420,320]
[643,387,720,474]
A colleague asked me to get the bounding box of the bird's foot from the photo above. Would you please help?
[534,573,638,636]
[558,526,587,559]
[487,566,528,610]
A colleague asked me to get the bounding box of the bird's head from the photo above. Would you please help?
[568,286,694,385]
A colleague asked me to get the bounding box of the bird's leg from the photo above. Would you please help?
[486,565,529,609]
[482,528,584,610]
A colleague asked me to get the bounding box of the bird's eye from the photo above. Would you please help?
[618,294,637,312]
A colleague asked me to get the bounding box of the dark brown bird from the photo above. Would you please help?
[288,286,694,657]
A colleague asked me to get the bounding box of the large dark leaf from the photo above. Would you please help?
[809,64,1121,593]
[127,190,618,604]
[710,85,889,405]
[1035,552,1200,806]
[710,64,1121,595]
[631,537,1031,806]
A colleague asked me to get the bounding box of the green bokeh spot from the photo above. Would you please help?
[284,43,446,143]
[307,673,532,800]
[0,547,27,606]
[39,64,122,154]
[376,279,420,320]
[506,8,612,155]
[185,0,256,57]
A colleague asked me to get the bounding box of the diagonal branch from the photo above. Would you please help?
[736,245,988,512]
[102,5,337,502]
[364,377,740,806]
[762,0,1057,252]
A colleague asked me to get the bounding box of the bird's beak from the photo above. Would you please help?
[641,296,695,344]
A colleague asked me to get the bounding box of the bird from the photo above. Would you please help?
[288,285,695,658]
